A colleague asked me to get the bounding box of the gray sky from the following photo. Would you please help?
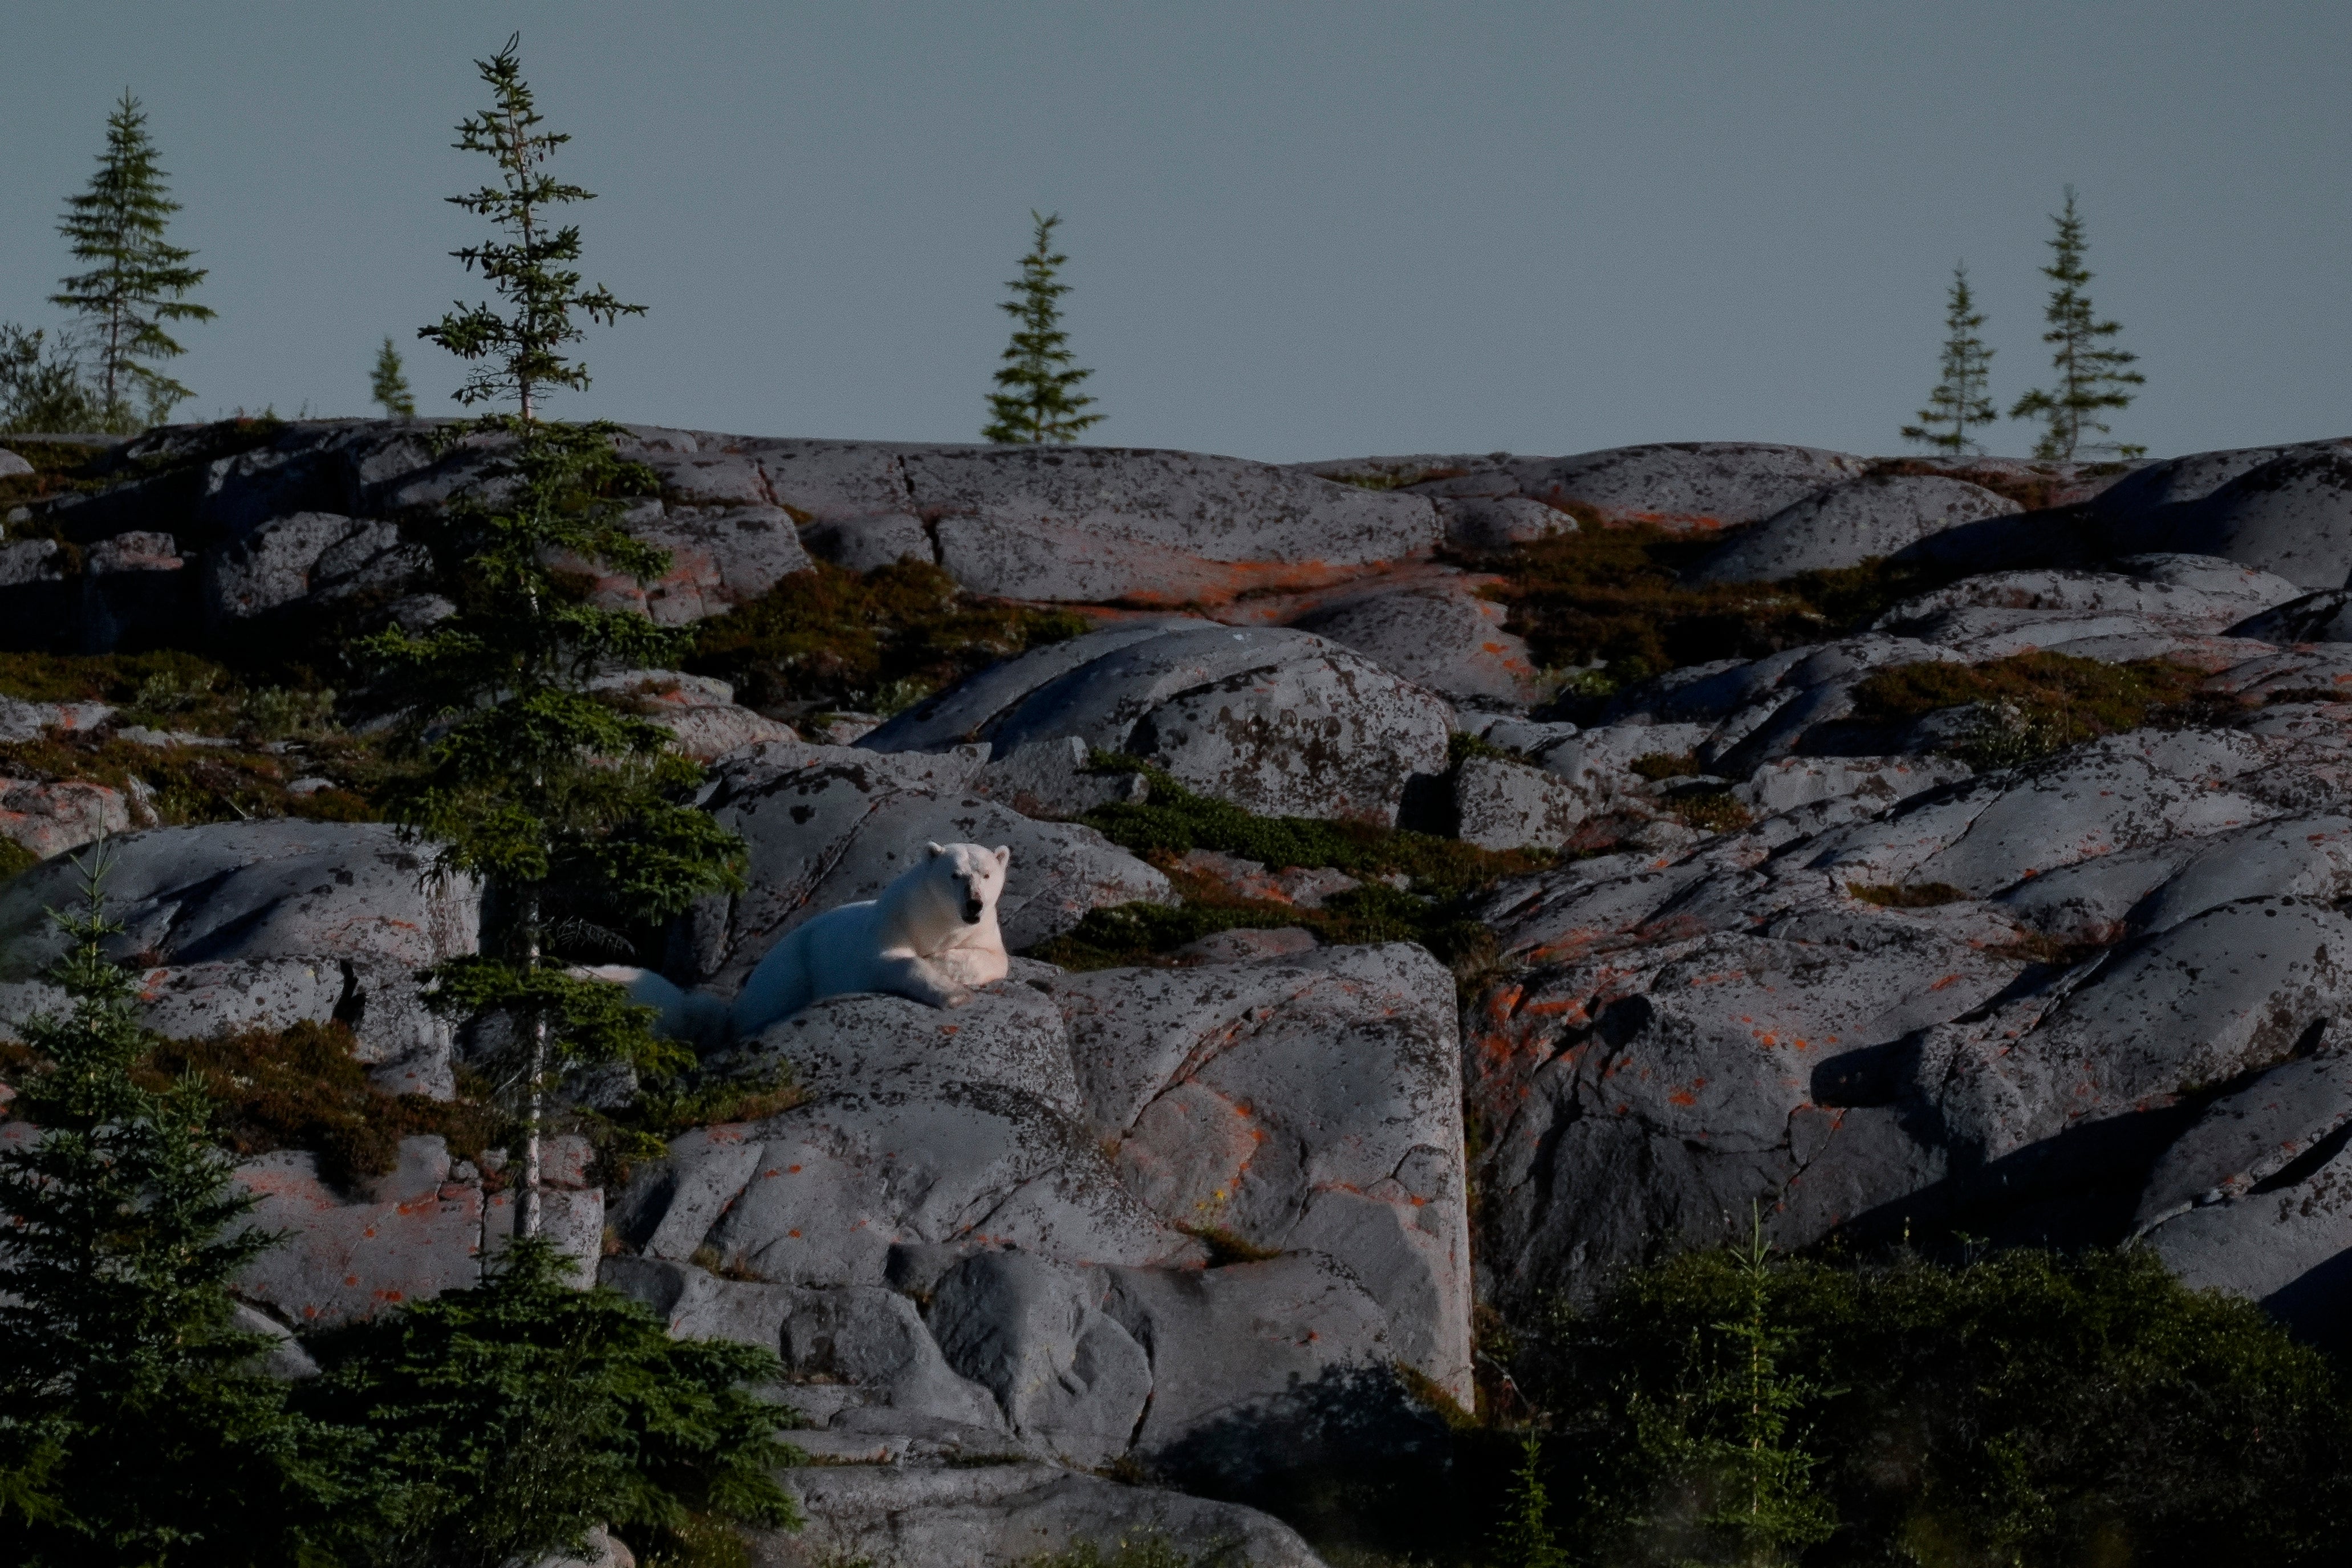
[3,2,2346,463]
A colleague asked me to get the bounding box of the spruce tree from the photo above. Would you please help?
[371,336,419,419]
[0,858,352,1563]
[1900,262,1997,455]
[421,34,644,419]
[50,91,214,432]
[2009,188,2144,460]
[981,210,1103,445]
[302,1238,800,1567]
[364,34,741,1240]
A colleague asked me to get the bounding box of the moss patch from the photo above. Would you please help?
[1453,525,1967,706]
[686,558,1087,717]
[135,1020,483,1192]
[1030,764,1553,984]
[1851,652,2212,766]
[0,733,387,827]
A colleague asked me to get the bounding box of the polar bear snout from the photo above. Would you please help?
[962,897,985,923]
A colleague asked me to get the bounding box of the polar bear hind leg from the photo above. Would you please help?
[580,965,732,1054]
[726,916,826,1038]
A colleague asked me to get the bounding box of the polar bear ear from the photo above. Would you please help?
[992,845,1012,871]
[926,841,946,859]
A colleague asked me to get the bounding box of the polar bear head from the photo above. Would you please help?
[927,840,1012,927]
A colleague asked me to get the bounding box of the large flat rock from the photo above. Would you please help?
[862,624,1452,824]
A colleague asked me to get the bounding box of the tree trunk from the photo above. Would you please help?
[521,891,544,1241]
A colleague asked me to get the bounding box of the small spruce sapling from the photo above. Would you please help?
[367,31,742,1240]
[421,33,644,420]
[50,91,214,431]
[2009,188,2145,461]
[1901,262,1998,455]
[0,854,352,1563]
[371,335,419,419]
[1493,1429,1571,1568]
[981,211,1104,445]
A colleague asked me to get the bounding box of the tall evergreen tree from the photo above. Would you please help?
[50,91,214,431]
[2010,188,2144,460]
[1901,262,1998,454]
[371,336,419,419]
[421,34,644,419]
[981,210,1103,445]
[364,34,741,1240]
[0,858,352,1563]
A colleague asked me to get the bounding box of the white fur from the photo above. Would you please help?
[588,840,1012,1044]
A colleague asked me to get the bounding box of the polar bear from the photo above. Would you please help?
[589,840,1012,1046]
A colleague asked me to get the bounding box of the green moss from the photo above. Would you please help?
[0,838,38,883]
[686,558,1088,716]
[1079,755,1553,899]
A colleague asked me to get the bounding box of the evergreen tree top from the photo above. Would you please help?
[49,89,213,429]
[2011,185,2143,460]
[982,210,1103,445]
[423,34,643,418]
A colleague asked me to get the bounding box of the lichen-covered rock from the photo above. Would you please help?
[1690,473,2019,583]
[586,669,798,761]
[971,736,1149,820]
[1876,559,2305,643]
[0,821,479,983]
[1433,494,1573,548]
[863,624,1452,825]
[1453,755,1591,850]
[2230,587,2352,644]
[1046,943,1472,1402]
[758,1461,1328,1568]
[1291,580,1549,708]
[899,445,1441,606]
[0,777,129,859]
[1502,442,1867,531]
[2170,448,2352,588]
[200,510,426,624]
[234,1134,600,1326]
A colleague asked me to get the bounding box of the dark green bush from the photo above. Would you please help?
[299,1240,801,1568]
[1531,1244,2352,1567]
[685,558,1087,715]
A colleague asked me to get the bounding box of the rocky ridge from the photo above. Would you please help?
[14,426,2352,1562]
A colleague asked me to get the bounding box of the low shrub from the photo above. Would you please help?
[136,1019,495,1191]
[1453,527,1966,701]
[1029,762,1551,982]
[685,558,1087,716]
[1850,651,2211,767]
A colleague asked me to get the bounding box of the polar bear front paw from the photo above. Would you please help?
[940,985,976,1009]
